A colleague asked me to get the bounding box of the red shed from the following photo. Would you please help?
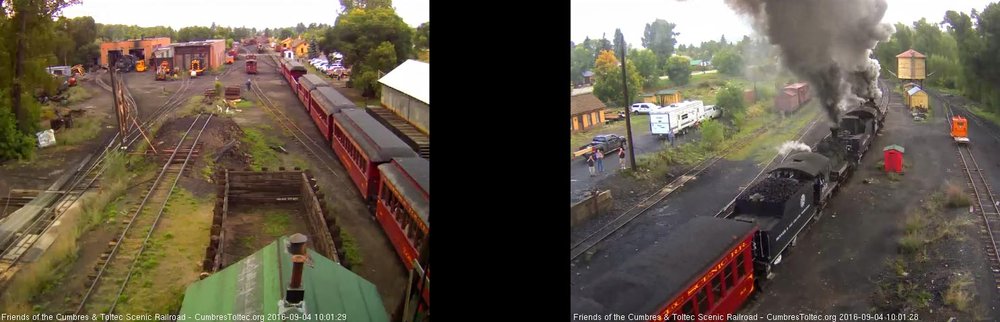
[883,144,904,173]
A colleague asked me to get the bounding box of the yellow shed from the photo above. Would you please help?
[905,86,929,111]
[570,93,607,132]
[896,49,926,81]
[640,93,657,104]
[655,89,682,105]
[279,37,294,49]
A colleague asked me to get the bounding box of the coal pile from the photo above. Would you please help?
[739,177,803,204]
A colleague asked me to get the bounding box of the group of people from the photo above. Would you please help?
[586,147,627,176]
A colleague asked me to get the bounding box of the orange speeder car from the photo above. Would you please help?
[952,116,969,143]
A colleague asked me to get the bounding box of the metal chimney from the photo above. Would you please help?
[288,233,307,255]
[285,254,306,304]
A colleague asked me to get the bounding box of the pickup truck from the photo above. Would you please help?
[573,134,626,159]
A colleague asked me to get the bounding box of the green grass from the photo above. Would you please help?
[64,86,92,105]
[965,104,1000,128]
[57,116,101,146]
[181,96,208,116]
[235,100,255,109]
[945,182,971,208]
[945,273,973,312]
[242,126,282,171]
[727,102,820,163]
[263,211,291,237]
[340,229,363,268]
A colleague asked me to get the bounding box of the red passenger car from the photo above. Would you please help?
[309,86,356,141]
[376,157,429,306]
[375,157,429,270]
[297,74,331,112]
[331,109,418,202]
[571,216,758,321]
[245,59,257,74]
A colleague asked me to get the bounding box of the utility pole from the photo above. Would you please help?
[617,32,637,171]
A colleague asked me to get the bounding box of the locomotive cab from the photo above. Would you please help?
[952,116,969,144]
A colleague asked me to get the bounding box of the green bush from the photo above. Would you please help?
[699,119,724,151]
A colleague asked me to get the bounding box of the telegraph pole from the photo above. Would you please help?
[617,32,637,171]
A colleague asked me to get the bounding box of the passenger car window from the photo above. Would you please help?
[697,288,708,312]
[736,253,746,277]
[711,274,722,300]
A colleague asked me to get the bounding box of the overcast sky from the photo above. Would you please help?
[572,0,996,47]
[60,0,429,30]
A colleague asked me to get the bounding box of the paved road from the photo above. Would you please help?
[569,121,701,202]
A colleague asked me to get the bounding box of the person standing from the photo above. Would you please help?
[618,147,627,170]
[246,78,252,90]
[587,155,596,177]
[596,149,605,173]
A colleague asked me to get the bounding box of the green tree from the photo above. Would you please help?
[665,55,692,86]
[699,119,724,150]
[628,48,659,87]
[354,41,398,96]
[325,7,413,80]
[279,28,294,40]
[716,82,745,117]
[413,22,429,50]
[340,0,392,11]
[642,19,679,70]
[593,50,642,107]
[571,45,596,86]
[177,26,214,42]
[712,47,742,76]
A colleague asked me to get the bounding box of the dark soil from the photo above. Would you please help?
[151,113,249,198]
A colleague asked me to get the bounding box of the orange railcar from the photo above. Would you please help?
[952,116,969,143]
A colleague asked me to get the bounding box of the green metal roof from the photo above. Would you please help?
[180,236,389,322]
[640,93,654,97]
[883,145,905,153]
[656,89,679,95]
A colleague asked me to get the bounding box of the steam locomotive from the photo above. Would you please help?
[570,99,887,321]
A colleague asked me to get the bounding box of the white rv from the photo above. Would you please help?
[650,100,703,137]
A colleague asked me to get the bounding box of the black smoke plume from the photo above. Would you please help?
[724,0,892,121]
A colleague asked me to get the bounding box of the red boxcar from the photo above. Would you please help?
[375,157,429,270]
[331,109,419,202]
[245,59,257,74]
[775,82,811,113]
[297,74,331,112]
[571,216,758,321]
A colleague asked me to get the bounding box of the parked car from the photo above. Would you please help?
[630,103,659,115]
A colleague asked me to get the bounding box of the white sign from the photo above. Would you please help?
[36,129,56,148]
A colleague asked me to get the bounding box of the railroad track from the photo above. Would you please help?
[0,70,196,284]
[569,112,821,260]
[247,54,341,178]
[931,89,1000,290]
[73,113,214,314]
